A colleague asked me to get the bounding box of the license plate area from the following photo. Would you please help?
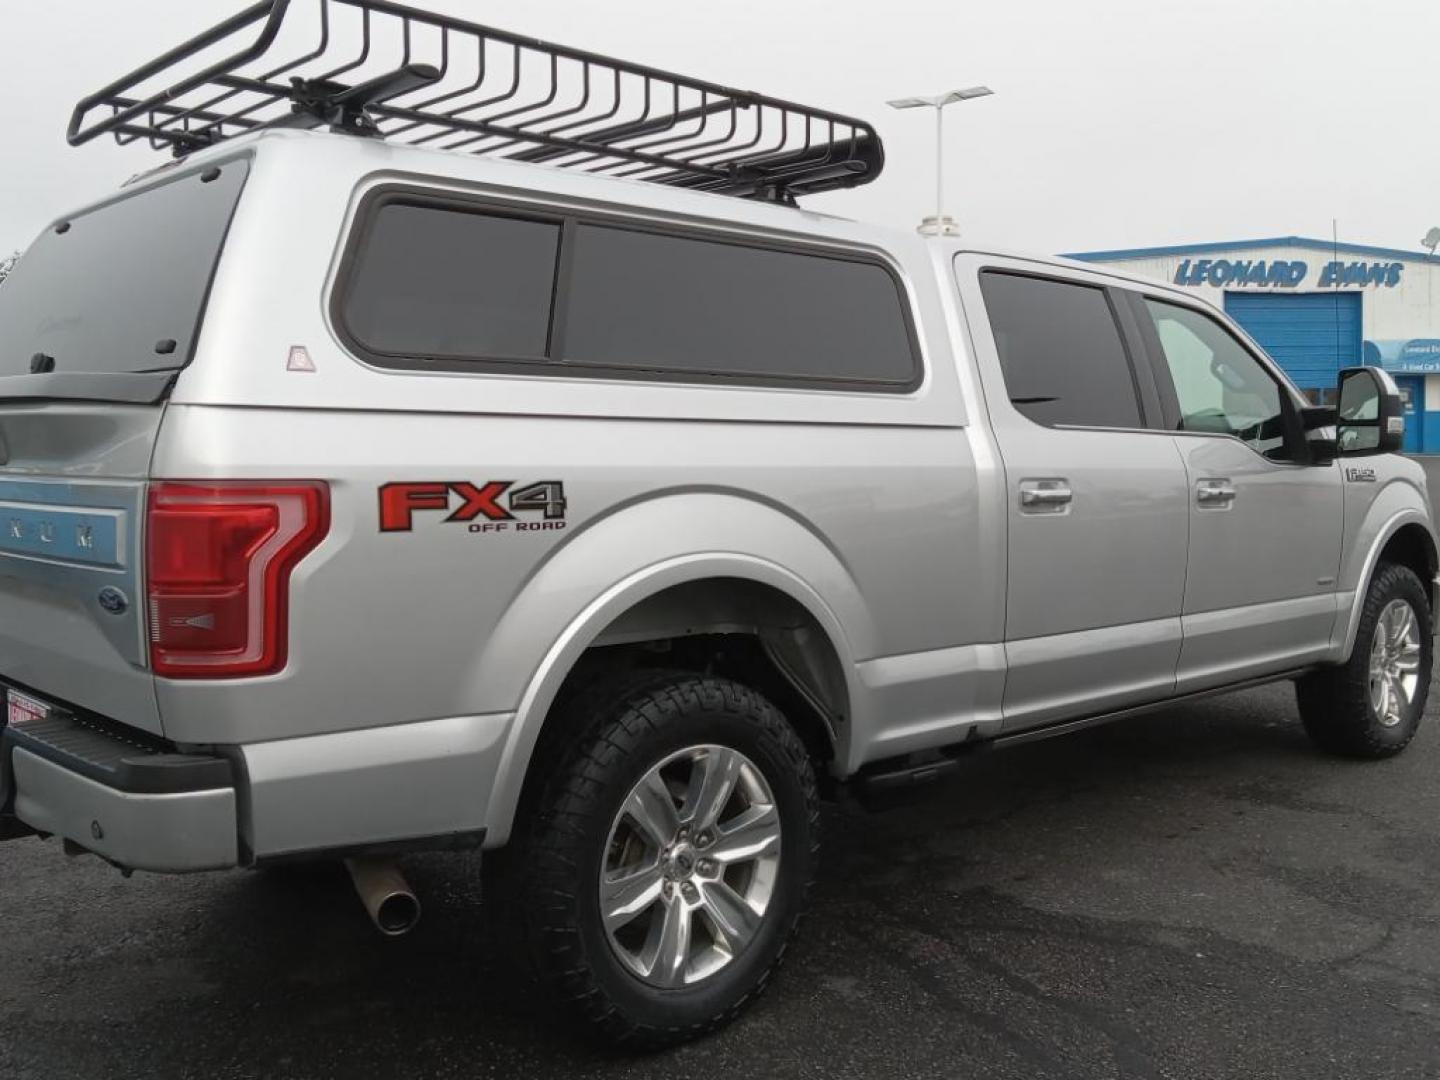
[6,689,51,729]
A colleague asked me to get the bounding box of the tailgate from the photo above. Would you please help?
[0,404,162,734]
[0,157,251,739]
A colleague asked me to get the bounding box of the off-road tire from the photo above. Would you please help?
[1296,562,1432,758]
[504,671,820,1048]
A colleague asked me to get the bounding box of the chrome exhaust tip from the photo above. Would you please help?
[345,856,421,936]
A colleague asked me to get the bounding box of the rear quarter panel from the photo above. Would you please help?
[150,406,981,745]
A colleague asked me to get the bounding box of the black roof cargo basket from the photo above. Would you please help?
[68,0,884,203]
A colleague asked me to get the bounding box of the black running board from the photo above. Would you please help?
[850,667,1315,809]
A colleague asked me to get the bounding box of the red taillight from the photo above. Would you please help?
[146,482,329,678]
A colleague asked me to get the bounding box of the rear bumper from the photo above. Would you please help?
[2,677,513,871]
[1,708,237,873]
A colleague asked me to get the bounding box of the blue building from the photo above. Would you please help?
[1069,237,1440,453]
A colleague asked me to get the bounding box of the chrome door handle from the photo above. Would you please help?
[1196,479,1236,506]
[1020,479,1072,510]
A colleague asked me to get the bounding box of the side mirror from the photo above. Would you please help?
[1336,366,1405,456]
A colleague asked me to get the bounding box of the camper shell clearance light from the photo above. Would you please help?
[68,0,884,203]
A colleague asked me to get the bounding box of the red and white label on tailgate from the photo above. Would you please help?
[5,690,49,728]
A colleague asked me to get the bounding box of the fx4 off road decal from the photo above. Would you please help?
[380,481,568,534]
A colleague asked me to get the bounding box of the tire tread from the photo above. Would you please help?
[504,670,819,1048]
[1296,562,1432,759]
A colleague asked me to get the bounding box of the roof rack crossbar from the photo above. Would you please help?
[68,0,883,201]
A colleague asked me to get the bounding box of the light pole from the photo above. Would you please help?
[888,87,993,237]
[1423,228,1439,308]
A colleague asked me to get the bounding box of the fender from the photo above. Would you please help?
[1334,481,1437,661]
[474,491,874,846]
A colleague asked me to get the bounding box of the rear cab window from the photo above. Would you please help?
[334,191,921,392]
[0,160,250,403]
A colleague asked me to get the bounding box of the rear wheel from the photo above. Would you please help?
[507,672,819,1047]
[1296,562,1432,758]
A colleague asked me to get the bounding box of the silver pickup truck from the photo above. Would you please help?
[1,0,1434,1047]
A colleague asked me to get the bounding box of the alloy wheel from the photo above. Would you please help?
[599,744,782,988]
[1369,598,1423,728]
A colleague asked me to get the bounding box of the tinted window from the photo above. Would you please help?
[0,161,248,382]
[342,204,561,361]
[1143,299,1289,458]
[979,272,1141,429]
[560,224,917,385]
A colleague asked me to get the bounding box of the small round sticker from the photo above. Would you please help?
[97,587,130,616]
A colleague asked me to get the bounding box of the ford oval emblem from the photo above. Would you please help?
[97,587,130,616]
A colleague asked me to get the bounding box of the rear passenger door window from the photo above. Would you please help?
[978,271,1143,429]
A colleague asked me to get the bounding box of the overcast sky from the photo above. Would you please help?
[2,0,1437,256]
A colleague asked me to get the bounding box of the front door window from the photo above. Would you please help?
[1142,299,1293,460]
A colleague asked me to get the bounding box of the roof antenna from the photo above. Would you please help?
[1333,218,1344,368]
[888,87,994,237]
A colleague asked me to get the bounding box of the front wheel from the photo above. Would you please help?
[508,672,819,1047]
[1296,562,1432,758]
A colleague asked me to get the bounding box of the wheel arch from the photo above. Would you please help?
[1339,504,1438,661]
[476,493,873,847]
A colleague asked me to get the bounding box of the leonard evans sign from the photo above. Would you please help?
[1173,258,1404,289]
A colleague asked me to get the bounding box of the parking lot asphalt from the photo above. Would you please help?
[4,675,1440,1080]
